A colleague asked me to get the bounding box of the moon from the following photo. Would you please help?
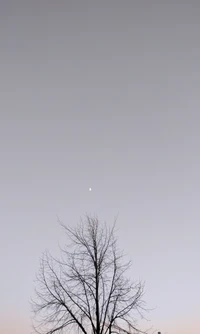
[89,188,92,191]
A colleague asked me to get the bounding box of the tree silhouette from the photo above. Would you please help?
[32,216,149,334]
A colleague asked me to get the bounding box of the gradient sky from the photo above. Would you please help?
[1,2,200,334]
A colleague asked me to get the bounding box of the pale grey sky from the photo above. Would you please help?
[0,2,200,334]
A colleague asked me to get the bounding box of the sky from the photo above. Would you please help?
[0,1,200,334]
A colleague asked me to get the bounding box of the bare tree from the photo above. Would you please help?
[32,215,150,334]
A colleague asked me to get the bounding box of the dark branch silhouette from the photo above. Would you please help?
[32,215,151,334]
